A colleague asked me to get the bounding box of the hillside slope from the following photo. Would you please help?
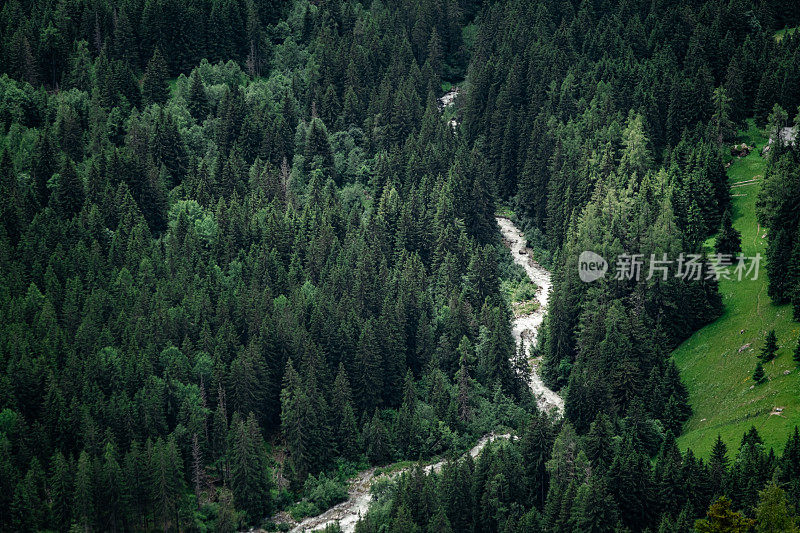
[673,121,800,457]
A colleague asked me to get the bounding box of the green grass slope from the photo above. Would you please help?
[673,121,800,458]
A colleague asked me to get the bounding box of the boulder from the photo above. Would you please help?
[730,143,751,157]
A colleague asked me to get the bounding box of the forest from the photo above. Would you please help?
[1,0,800,531]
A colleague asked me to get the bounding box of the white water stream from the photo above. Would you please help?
[282,218,561,532]
[274,91,561,533]
[286,433,511,532]
[496,217,563,415]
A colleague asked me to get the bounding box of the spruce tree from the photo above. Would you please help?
[49,450,72,530]
[761,330,778,362]
[365,409,392,465]
[187,71,208,121]
[216,487,239,532]
[74,450,95,532]
[230,413,273,524]
[141,48,170,106]
[12,458,47,531]
[753,361,766,384]
[793,339,800,366]
[711,86,736,144]
[716,210,742,256]
[330,363,359,460]
[31,128,57,207]
[100,443,125,532]
[355,319,383,413]
[52,158,84,218]
[150,437,185,531]
[709,435,729,497]
[304,118,335,178]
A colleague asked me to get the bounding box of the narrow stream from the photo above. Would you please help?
[287,433,511,533]
[282,218,561,532]
[278,94,561,533]
[495,216,564,415]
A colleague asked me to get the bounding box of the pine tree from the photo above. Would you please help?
[355,319,383,413]
[150,437,185,531]
[74,450,95,532]
[304,118,335,178]
[570,476,619,532]
[753,361,767,384]
[123,441,148,529]
[216,487,239,532]
[365,408,392,465]
[280,359,325,485]
[230,413,273,524]
[709,435,729,497]
[711,87,736,144]
[49,450,73,530]
[794,339,800,366]
[142,48,170,106]
[99,442,125,532]
[187,71,209,121]
[428,506,453,533]
[716,210,742,255]
[0,149,21,245]
[31,128,57,207]
[342,86,361,127]
[330,363,359,460]
[761,330,778,362]
[52,158,85,218]
[12,458,47,531]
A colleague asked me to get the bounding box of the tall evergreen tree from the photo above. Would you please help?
[716,209,742,255]
[230,413,273,524]
[142,48,170,106]
[52,158,84,218]
[760,330,778,362]
[753,361,767,384]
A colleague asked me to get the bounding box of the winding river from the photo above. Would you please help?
[495,217,564,414]
[281,218,561,532]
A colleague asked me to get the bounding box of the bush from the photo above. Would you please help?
[288,473,349,520]
[305,473,348,511]
[288,499,318,521]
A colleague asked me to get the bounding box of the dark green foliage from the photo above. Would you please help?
[753,361,767,384]
[187,71,209,121]
[364,409,392,465]
[0,0,798,530]
[51,158,84,218]
[716,210,742,256]
[141,48,170,106]
[230,413,273,523]
[49,450,72,530]
[760,330,778,362]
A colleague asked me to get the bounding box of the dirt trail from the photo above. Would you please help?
[286,433,511,532]
[495,217,564,414]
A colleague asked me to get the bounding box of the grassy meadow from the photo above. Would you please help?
[672,121,800,457]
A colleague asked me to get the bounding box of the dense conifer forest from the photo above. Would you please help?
[1,0,800,530]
